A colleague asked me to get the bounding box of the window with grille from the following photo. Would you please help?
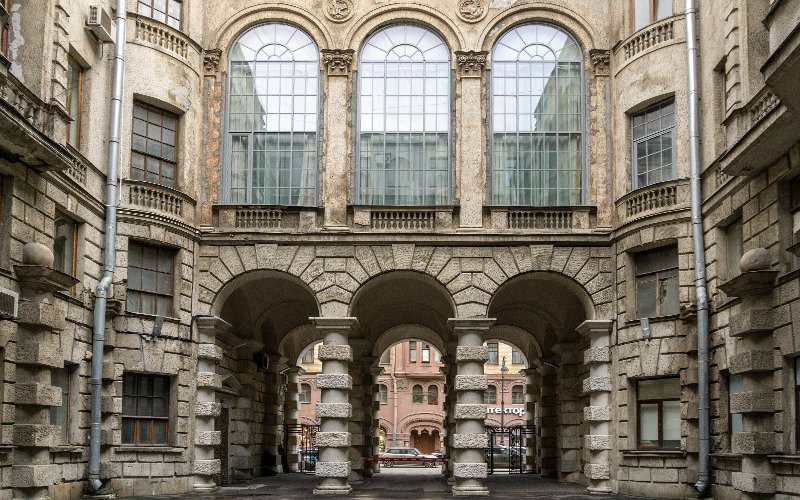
[637,378,680,450]
[484,385,497,404]
[487,343,499,364]
[226,24,319,205]
[357,24,451,206]
[299,383,311,403]
[427,385,438,405]
[122,373,170,445]
[126,242,174,317]
[635,246,679,318]
[511,385,524,404]
[412,384,423,404]
[379,384,388,404]
[632,0,671,32]
[138,0,181,29]
[632,99,675,189]
[131,101,178,188]
[491,24,584,206]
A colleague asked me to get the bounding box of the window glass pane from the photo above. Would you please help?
[409,341,416,362]
[730,374,743,435]
[659,268,680,316]
[726,218,743,278]
[53,215,76,276]
[138,421,150,443]
[153,420,167,444]
[632,99,676,189]
[637,276,657,318]
[488,343,498,364]
[639,403,659,447]
[656,0,672,20]
[633,0,651,31]
[662,400,681,448]
[50,368,69,443]
[122,418,135,443]
[66,58,81,147]
[131,102,178,188]
[636,246,678,275]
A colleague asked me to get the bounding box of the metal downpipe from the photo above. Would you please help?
[89,0,127,492]
[685,0,710,494]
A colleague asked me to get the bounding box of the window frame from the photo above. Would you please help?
[66,55,83,149]
[636,378,681,451]
[485,385,497,405]
[511,349,523,365]
[137,0,182,30]
[728,372,743,450]
[487,343,499,365]
[412,384,423,404]
[630,0,672,33]
[299,383,311,403]
[300,346,314,364]
[630,98,676,190]
[409,341,417,363]
[126,242,176,317]
[50,365,74,445]
[379,384,388,404]
[511,385,524,405]
[634,245,680,319]
[122,373,171,446]
[131,100,179,189]
[427,384,438,405]
[53,212,78,278]
[421,344,430,363]
[0,0,9,60]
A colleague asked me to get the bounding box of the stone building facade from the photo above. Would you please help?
[0,0,798,498]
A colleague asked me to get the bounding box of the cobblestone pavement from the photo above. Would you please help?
[117,468,653,500]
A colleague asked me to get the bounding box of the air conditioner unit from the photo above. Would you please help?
[86,5,114,43]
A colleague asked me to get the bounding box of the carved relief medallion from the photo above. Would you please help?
[325,0,354,22]
[456,0,487,23]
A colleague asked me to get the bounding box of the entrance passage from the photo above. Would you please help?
[285,424,318,474]
[485,425,536,474]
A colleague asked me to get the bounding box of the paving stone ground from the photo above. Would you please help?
[116,467,653,499]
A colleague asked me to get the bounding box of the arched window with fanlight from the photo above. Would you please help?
[427,385,438,404]
[357,24,451,205]
[225,23,319,205]
[491,24,584,206]
[412,384,424,403]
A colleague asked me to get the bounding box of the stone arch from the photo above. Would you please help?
[399,414,446,434]
[278,325,323,364]
[211,5,333,68]
[484,331,538,367]
[371,325,449,360]
[478,4,600,57]
[345,4,466,64]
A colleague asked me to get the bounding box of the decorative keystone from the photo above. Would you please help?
[195,431,222,446]
[193,459,221,475]
[316,402,352,418]
[584,435,610,451]
[454,375,488,391]
[14,383,62,406]
[453,463,488,479]
[197,344,223,361]
[455,346,489,362]
[731,472,777,494]
[316,373,353,390]
[584,463,610,480]
[452,433,488,449]
[730,391,775,414]
[730,309,773,337]
[584,406,611,421]
[454,404,486,420]
[729,350,774,374]
[582,376,611,394]
[731,432,777,455]
[315,461,351,478]
[197,372,222,389]
[317,345,353,362]
[195,401,222,417]
[583,346,610,364]
[315,431,351,448]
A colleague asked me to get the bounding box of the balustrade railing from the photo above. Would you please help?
[235,208,282,228]
[133,15,189,59]
[622,18,676,61]
[127,182,185,217]
[371,210,436,230]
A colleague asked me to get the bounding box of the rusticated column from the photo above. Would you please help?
[440,354,457,482]
[312,317,358,495]
[193,316,229,490]
[537,360,558,477]
[285,366,303,472]
[320,50,354,231]
[719,250,779,499]
[369,365,384,475]
[520,368,541,473]
[578,320,614,493]
[10,245,78,499]
[450,318,494,496]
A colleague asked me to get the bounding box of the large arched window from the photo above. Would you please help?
[428,384,439,404]
[412,384,424,403]
[226,24,319,205]
[357,24,451,205]
[491,24,583,206]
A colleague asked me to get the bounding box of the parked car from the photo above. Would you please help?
[379,447,438,467]
[485,445,522,468]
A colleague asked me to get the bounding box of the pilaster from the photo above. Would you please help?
[285,366,303,473]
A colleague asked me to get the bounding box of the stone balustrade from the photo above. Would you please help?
[617,178,689,225]
[621,17,676,61]
[123,180,195,223]
[132,14,190,60]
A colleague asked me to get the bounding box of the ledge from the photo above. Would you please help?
[116,446,185,454]
[621,450,686,458]
[50,445,84,453]
[768,454,800,465]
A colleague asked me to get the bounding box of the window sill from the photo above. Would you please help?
[768,454,800,465]
[50,445,84,453]
[123,310,181,324]
[623,314,680,328]
[117,446,185,454]
[621,450,685,458]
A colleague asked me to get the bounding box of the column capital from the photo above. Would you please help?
[203,48,223,74]
[311,317,360,332]
[454,51,488,78]
[321,49,355,76]
[448,317,495,332]
[589,49,610,77]
[195,315,232,338]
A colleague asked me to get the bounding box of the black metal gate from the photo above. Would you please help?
[285,424,319,474]
[485,425,535,474]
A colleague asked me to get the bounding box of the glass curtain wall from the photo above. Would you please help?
[491,24,583,206]
[358,24,451,205]
[227,24,319,205]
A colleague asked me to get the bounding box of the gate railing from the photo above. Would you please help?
[485,425,536,474]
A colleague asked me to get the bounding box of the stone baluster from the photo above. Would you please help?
[719,249,779,499]
[450,318,494,496]
[312,317,358,495]
[285,366,303,472]
[192,316,229,490]
[578,320,614,493]
[10,243,78,499]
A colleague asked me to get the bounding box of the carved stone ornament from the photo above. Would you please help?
[324,0,354,23]
[456,0,487,23]
[589,49,611,77]
[203,48,223,73]
[455,51,488,78]
[321,49,355,76]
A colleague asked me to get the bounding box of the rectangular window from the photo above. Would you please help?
[484,387,497,405]
[421,344,430,363]
[379,385,388,404]
[637,378,681,450]
[126,242,174,317]
[435,349,441,363]
[488,343,499,365]
[301,347,314,364]
[131,101,178,188]
[511,350,523,365]
[50,367,72,444]
[122,373,170,445]
[729,373,743,447]
[53,213,77,277]
[632,0,672,32]
[137,0,181,29]
[66,56,82,148]
[409,341,417,363]
[299,383,311,403]
[511,386,524,404]
[635,246,679,318]
[726,218,743,279]
[632,98,675,189]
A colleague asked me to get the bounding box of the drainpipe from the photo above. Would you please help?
[391,344,398,446]
[88,0,127,492]
[685,0,710,494]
